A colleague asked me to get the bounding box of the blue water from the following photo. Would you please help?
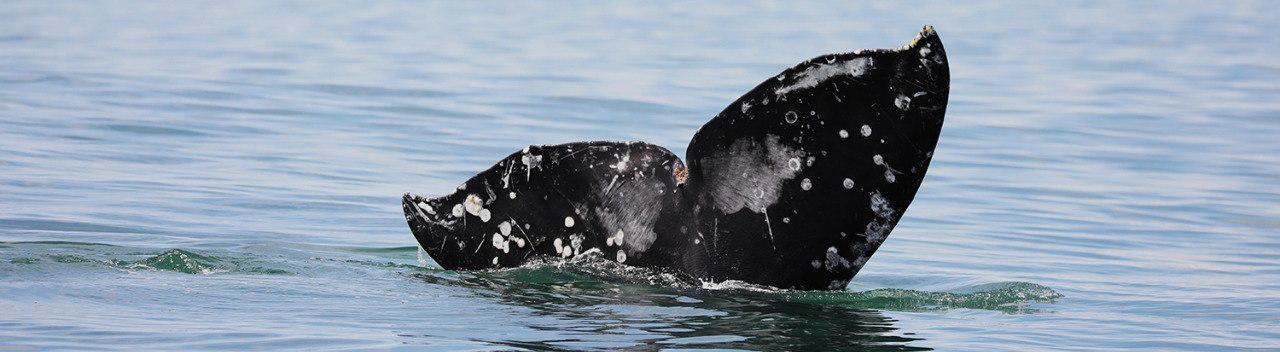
[2,1,1278,350]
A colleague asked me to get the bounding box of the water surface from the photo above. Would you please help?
[2,1,1278,350]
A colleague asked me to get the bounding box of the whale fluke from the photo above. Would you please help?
[403,26,949,290]
[403,142,689,270]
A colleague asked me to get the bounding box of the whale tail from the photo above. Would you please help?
[403,26,949,290]
[682,25,948,289]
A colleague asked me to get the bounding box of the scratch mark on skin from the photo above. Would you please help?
[502,161,514,188]
[413,206,430,224]
[508,216,535,259]
[553,147,589,163]
[762,208,777,250]
[483,179,497,205]
[604,174,620,195]
[713,218,719,254]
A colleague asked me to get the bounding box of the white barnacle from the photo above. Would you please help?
[839,129,849,138]
[788,157,801,171]
[451,204,464,218]
[508,192,516,199]
[861,124,872,137]
[570,234,584,256]
[478,209,491,222]
[784,111,799,124]
[823,246,850,272]
[612,154,630,171]
[513,237,526,248]
[498,221,512,236]
[492,257,498,265]
[491,233,504,248]
[607,229,625,247]
[894,95,911,110]
[843,178,855,189]
[616,250,627,263]
[865,221,890,243]
[872,154,884,165]
[520,151,543,181]
[564,216,575,227]
[464,194,483,216]
[800,178,812,190]
[870,191,895,219]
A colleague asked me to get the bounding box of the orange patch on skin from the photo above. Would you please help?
[673,163,689,185]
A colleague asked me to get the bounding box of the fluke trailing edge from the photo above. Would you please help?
[403,26,949,290]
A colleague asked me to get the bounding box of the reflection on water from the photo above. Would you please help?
[1,241,1064,350]
[2,1,1279,350]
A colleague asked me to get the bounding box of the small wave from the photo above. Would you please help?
[112,249,292,275]
[699,279,780,293]
[3,243,293,276]
[344,246,420,254]
[117,249,224,274]
[415,254,1062,313]
[494,252,699,288]
[779,282,1063,313]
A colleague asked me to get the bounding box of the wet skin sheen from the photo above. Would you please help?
[404,26,949,290]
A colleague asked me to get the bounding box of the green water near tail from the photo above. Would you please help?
[2,241,1060,314]
[4,242,293,275]
[782,282,1062,313]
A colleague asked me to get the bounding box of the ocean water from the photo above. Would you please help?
[1,1,1278,350]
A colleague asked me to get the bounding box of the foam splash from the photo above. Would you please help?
[488,252,699,288]
[422,255,1063,314]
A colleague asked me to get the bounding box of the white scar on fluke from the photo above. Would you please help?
[701,134,806,215]
[774,57,870,97]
